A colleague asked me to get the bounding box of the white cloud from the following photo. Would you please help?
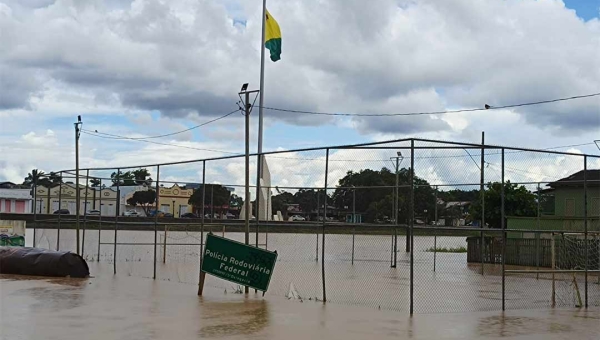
[1,0,599,184]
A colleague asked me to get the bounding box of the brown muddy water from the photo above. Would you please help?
[1,272,599,340]
[27,229,600,313]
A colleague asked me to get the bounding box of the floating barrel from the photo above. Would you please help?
[0,247,89,278]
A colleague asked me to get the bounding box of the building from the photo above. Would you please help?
[118,185,149,215]
[0,183,33,213]
[508,169,600,232]
[440,201,472,226]
[35,183,118,215]
[157,184,193,217]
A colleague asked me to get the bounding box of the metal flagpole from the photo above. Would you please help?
[256,0,267,242]
[258,0,267,156]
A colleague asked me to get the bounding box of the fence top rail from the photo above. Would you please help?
[53,137,600,173]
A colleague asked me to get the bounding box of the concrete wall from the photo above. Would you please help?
[0,220,26,236]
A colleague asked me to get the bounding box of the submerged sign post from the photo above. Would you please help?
[199,234,277,293]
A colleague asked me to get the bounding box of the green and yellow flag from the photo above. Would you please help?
[265,10,281,62]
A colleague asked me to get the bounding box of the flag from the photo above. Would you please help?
[265,10,282,62]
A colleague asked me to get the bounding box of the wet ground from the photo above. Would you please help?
[1,271,599,340]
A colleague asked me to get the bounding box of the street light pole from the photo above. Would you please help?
[239,83,259,295]
[74,115,82,255]
[390,152,404,255]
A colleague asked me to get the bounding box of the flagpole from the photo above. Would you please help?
[255,0,267,225]
[258,0,266,156]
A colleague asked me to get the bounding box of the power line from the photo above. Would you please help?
[82,109,241,140]
[81,131,236,154]
[261,92,600,117]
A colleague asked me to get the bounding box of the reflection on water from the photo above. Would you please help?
[477,314,573,337]
[1,272,599,340]
[198,299,270,338]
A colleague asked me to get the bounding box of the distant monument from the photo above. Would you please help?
[239,156,272,221]
[257,157,272,221]
[239,201,253,220]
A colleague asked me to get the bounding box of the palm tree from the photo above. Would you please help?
[90,178,101,187]
[23,169,46,187]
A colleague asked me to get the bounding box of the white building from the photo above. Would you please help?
[0,185,33,214]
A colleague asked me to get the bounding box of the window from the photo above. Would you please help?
[540,194,555,215]
[565,198,575,216]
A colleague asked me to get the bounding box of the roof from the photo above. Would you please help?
[0,182,28,189]
[549,169,600,188]
[445,201,471,209]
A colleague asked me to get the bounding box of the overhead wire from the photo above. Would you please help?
[260,92,600,117]
[82,108,240,140]
[81,131,237,154]
[81,91,599,162]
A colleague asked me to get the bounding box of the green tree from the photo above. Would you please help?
[229,194,243,208]
[132,168,153,186]
[271,192,294,214]
[90,178,102,187]
[47,172,62,186]
[294,189,327,216]
[470,181,537,228]
[438,189,479,203]
[111,170,135,186]
[126,190,156,216]
[23,169,48,187]
[332,167,436,223]
[188,184,231,215]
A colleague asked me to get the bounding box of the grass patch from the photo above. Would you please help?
[424,246,467,253]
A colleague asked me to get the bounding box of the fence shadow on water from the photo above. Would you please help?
[18,137,600,314]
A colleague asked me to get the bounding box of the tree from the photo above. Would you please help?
[271,192,294,214]
[470,181,537,228]
[438,189,479,203]
[111,170,135,186]
[22,169,62,187]
[229,194,243,208]
[332,167,436,223]
[132,168,152,186]
[126,190,156,216]
[188,184,231,215]
[47,172,62,186]
[294,189,326,216]
[90,178,102,187]
[23,169,46,187]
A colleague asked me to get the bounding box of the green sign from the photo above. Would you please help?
[201,234,277,291]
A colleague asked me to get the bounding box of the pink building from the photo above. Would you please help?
[0,183,33,214]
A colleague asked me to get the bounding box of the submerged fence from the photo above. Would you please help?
[6,137,600,314]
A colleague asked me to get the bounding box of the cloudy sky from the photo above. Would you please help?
[0,0,599,190]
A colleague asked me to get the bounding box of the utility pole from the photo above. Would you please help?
[391,152,404,254]
[74,115,82,255]
[239,83,259,295]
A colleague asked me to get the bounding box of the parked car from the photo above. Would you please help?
[181,213,198,218]
[317,216,335,222]
[163,213,174,218]
[87,210,101,216]
[123,210,139,217]
[53,209,70,215]
[290,215,306,221]
[148,210,165,217]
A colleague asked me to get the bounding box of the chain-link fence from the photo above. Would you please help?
[8,137,600,314]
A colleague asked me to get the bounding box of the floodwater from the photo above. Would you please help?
[25,229,600,312]
[1,272,599,340]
